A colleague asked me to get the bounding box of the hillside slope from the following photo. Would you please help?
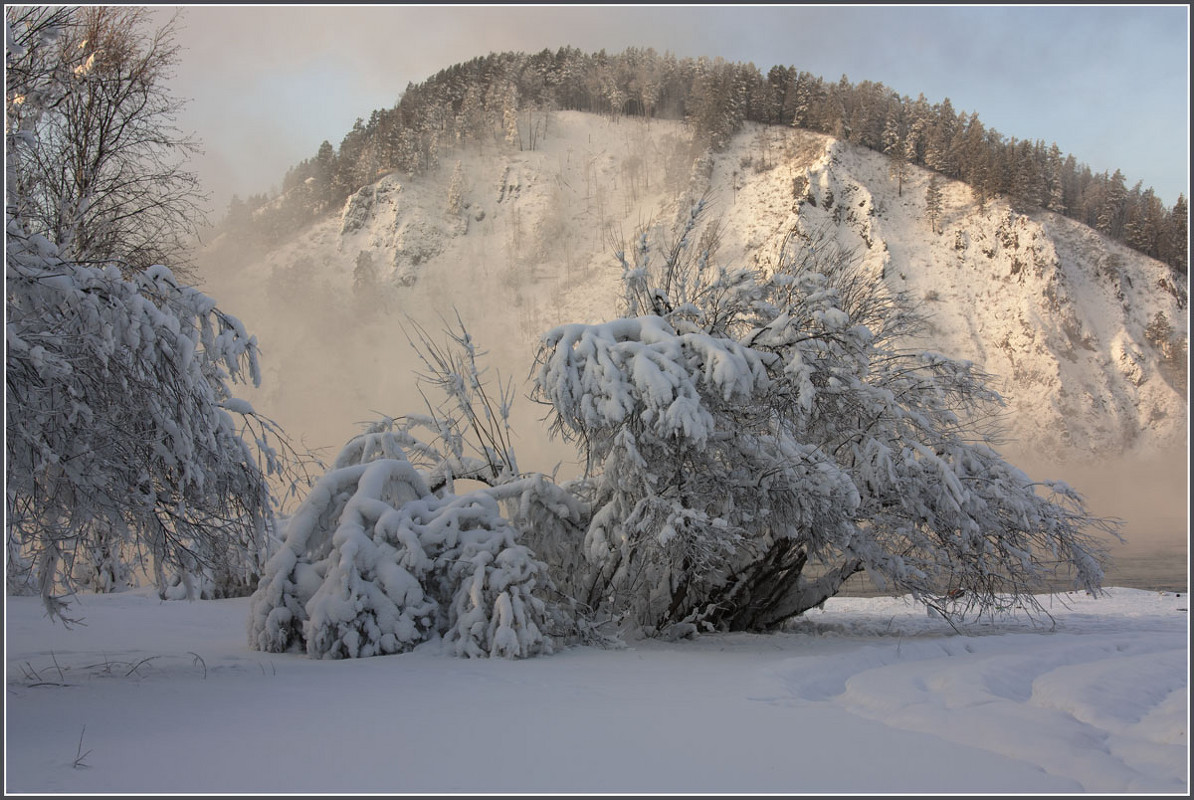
[198,112,1187,555]
[711,130,1187,460]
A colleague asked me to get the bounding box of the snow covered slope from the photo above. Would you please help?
[199,110,1186,481]
[717,134,1188,461]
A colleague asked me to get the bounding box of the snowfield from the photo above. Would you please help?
[5,587,1187,794]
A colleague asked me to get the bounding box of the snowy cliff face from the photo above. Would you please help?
[201,112,1186,470]
[709,133,1187,462]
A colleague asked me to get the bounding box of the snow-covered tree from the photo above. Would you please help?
[882,111,907,197]
[502,83,521,148]
[446,159,466,217]
[1045,143,1067,214]
[247,422,556,659]
[6,8,296,619]
[1096,169,1129,239]
[5,228,295,617]
[5,6,206,276]
[1160,194,1187,275]
[248,319,584,658]
[531,207,1115,635]
[924,175,943,234]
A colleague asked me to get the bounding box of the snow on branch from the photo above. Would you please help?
[248,428,556,659]
[6,224,300,615]
[528,203,1116,635]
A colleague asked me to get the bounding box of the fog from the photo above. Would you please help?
[193,110,1187,592]
[1009,445,1189,556]
[194,206,596,488]
[197,220,1188,570]
[203,242,1188,581]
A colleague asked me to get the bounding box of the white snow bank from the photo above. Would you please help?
[5,586,1186,793]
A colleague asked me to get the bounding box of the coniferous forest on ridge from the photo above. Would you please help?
[222,48,1188,278]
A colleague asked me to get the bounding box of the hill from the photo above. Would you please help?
[197,111,1188,555]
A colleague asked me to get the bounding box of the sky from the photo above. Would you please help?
[165,4,1192,218]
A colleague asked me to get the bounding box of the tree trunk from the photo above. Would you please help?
[703,544,863,632]
[703,539,808,631]
[746,558,863,630]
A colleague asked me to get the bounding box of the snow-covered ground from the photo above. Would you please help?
[5,587,1187,793]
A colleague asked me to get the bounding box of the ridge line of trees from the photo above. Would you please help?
[222,47,1187,276]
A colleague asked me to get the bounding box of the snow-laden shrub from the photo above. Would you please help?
[531,210,1117,633]
[429,496,552,659]
[249,426,554,659]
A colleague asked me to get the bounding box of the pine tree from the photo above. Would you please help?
[1046,143,1067,213]
[925,175,944,233]
[1096,169,1129,239]
[883,113,907,197]
[502,82,521,148]
[1160,194,1188,275]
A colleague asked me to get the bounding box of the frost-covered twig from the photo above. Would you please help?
[72,725,92,769]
